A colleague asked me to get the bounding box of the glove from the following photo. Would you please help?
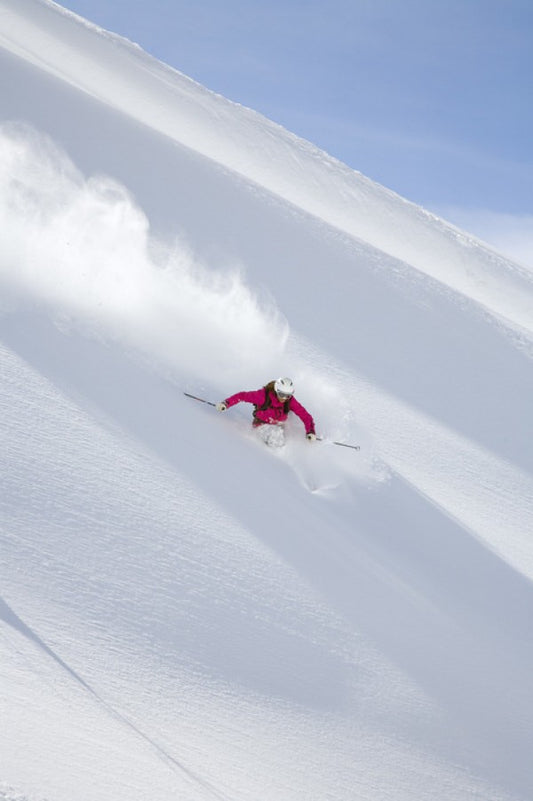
[306,432,316,441]
[216,401,227,412]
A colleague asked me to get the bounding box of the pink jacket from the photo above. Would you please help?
[225,387,315,435]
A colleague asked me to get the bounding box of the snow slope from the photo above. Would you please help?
[1,1,533,800]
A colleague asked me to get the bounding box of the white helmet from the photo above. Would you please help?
[274,377,294,398]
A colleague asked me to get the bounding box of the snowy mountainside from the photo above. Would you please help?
[2,0,533,333]
[1,2,533,801]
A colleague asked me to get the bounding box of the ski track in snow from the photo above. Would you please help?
[1,2,533,800]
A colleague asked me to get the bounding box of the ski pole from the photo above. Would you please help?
[183,392,217,408]
[317,437,360,451]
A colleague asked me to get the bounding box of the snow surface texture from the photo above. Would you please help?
[1,1,533,800]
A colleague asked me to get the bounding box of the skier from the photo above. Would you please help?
[216,377,316,447]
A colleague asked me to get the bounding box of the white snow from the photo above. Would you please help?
[1,1,532,800]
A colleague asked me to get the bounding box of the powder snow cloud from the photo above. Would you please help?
[0,123,289,388]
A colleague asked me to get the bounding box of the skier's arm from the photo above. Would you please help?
[224,389,266,408]
[289,397,316,435]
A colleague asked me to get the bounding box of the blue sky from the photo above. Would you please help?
[61,0,533,265]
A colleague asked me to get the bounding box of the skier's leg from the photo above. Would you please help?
[256,423,285,448]
[269,424,285,447]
